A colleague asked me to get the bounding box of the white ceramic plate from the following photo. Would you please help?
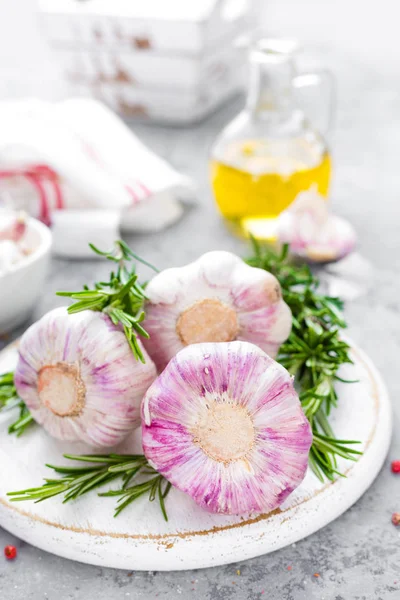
[0,339,391,571]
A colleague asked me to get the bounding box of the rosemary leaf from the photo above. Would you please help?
[0,372,34,436]
[8,454,171,520]
[56,241,155,362]
[246,240,362,480]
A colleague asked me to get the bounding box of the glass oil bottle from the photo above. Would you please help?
[210,39,333,241]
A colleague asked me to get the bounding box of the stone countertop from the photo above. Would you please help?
[1,53,399,600]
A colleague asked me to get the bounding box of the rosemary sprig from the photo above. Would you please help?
[57,240,158,363]
[7,453,172,520]
[246,239,362,481]
[3,237,361,518]
[0,372,33,436]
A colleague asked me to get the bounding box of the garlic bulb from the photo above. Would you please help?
[143,251,292,371]
[14,307,157,447]
[142,341,312,515]
[278,186,357,263]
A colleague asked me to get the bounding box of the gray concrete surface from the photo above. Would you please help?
[0,52,399,599]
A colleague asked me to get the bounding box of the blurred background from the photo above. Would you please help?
[0,0,399,266]
[0,0,399,101]
[0,0,399,318]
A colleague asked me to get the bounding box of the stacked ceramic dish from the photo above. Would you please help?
[39,0,251,124]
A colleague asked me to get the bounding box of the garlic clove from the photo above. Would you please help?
[0,240,24,273]
[14,307,157,447]
[230,260,292,358]
[238,301,293,359]
[200,250,244,286]
[0,211,27,242]
[143,251,292,371]
[278,187,357,263]
[302,214,357,263]
[231,261,282,310]
[142,341,312,515]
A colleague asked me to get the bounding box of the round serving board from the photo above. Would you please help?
[0,339,391,571]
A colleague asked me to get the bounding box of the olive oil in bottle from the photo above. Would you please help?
[210,39,333,241]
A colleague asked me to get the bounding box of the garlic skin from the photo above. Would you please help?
[278,187,357,263]
[142,251,292,371]
[142,341,312,515]
[14,307,157,447]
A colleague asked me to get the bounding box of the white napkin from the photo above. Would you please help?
[0,98,196,256]
[51,210,121,258]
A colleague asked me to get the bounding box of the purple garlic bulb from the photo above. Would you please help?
[142,341,312,515]
[14,307,157,447]
[142,251,292,372]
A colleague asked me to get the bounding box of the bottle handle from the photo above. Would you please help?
[293,69,336,136]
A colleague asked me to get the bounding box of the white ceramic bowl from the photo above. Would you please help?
[0,217,52,334]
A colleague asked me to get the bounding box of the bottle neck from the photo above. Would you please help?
[246,54,296,122]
